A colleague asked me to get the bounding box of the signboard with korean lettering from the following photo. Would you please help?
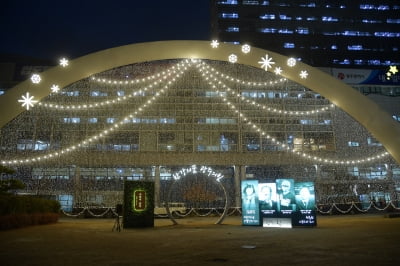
[241,180,260,225]
[241,180,317,228]
[123,181,154,228]
[292,182,317,227]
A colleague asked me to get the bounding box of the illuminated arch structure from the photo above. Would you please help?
[1,41,400,213]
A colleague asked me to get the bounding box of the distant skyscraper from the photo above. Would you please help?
[211,0,400,68]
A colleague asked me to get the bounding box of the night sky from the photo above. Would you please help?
[0,0,210,60]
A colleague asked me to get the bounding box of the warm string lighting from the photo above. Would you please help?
[37,65,184,110]
[197,65,390,165]
[197,62,334,115]
[1,61,192,166]
[90,61,184,85]
[199,61,287,87]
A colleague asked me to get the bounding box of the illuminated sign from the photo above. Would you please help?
[172,165,224,182]
[241,180,260,225]
[241,180,317,227]
[133,189,147,212]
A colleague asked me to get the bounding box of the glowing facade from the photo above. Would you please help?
[0,41,399,212]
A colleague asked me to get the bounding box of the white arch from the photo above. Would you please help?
[1,40,400,163]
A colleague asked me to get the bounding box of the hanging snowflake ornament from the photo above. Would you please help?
[274,67,283,75]
[258,54,275,71]
[300,70,309,79]
[287,58,297,67]
[18,92,38,110]
[59,58,69,67]
[241,44,251,54]
[30,74,41,84]
[211,40,219,48]
[51,84,60,93]
[389,65,398,75]
[228,54,238,63]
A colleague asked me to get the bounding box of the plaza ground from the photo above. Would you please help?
[1,214,399,265]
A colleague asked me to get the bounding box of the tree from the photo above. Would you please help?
[0,165,24,194]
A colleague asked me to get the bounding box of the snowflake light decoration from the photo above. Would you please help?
[51,84,60,93]
[287,58,296,67]
[228,54,238,63]
[30,74,41,84]
[300,70,308,79]
[211,40,219,48]
[18,92,38,110]
[258,54,275,71]
[386,66,398,80]
[59,58,69,67]
[389,65,398,75]
[274,67,283,75]
[241,44,251,54]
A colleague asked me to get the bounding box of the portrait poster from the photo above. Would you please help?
[292,182,317,227]
[241,180,260,225]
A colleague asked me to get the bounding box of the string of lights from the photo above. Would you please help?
[1,61,192,165]
[198,64,390,165]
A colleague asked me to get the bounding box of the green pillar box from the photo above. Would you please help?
[123,180,154,228]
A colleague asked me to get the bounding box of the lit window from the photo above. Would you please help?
[368,60,381,65]
[117,91,125,96]
[362,19,382,24]
[387,19,400,24]
[375,32,400,37]
[322,16,338,22]
[260,14,275,20]
[243,0,259,5]
[217,0,238,4]
[88,118,98,123]
[367,137,382,146]
[279,14,292,20]
[360,4,374,10]
[63,117,80,123]
[347,45,363,51]
[348,141,360,147]
[283,43,295,48]
[221,13,239,19]
[0,90,4,95]
[278,29,293,34]
[296,27,309,34]
[226,27,239,32]
[259,28,277,33]
[91,91,108,96]
[107,118,116,124]
[306,17,317,21]
[331,45,338,50]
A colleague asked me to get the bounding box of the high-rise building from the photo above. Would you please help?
[211,0,400,68]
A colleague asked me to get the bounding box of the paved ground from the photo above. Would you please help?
[1,214,400,266]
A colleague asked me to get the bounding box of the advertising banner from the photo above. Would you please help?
[123,180,154,228]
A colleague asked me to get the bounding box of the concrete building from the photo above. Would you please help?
[211,0,400,68]
[0,41,399,214]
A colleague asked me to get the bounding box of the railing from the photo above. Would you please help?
[61,201,400,218]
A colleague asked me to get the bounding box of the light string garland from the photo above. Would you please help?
[4,40,393,166]
[198,61,334,115]
[89,61,183,85]
[1,61,192,165]
[197,63,390,165]
[37,66,182,110]
[60,202,400,217]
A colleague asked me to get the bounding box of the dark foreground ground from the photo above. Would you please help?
[1,214,399,266]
